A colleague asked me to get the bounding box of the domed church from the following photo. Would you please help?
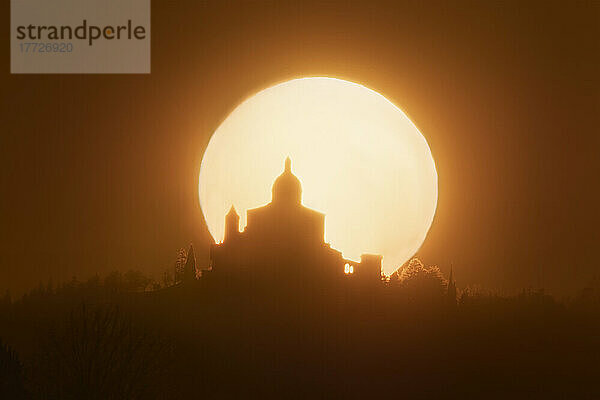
[208,158,382,285]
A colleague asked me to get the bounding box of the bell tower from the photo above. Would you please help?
[224,205,240,242]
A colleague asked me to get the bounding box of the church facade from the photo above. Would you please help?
[208,158,383,285]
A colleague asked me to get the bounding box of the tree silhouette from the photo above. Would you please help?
[394,257,446,302]
[0,339,27,399]
[182,245,197,283]
[30,304,168,399]
[174,248,188,284]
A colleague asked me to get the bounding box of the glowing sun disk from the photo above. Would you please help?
[199,77,437,275]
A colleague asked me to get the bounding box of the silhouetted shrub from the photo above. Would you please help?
[393,257,446,303]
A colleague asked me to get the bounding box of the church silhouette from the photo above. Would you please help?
[207,158,383,286]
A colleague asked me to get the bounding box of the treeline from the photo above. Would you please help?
[1,245,201,309]
[1,259,600,398]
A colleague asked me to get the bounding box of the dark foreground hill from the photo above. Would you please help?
[1,272,599,399]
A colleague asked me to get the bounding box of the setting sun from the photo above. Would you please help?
[199,77,437,275]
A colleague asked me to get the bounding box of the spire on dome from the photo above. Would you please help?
[272,157,302,205]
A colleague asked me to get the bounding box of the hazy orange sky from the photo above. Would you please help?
[0,1,598,296]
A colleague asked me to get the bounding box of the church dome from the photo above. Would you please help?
[272,157,302,205]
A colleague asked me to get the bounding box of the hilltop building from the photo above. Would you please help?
[208,158,383,285]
